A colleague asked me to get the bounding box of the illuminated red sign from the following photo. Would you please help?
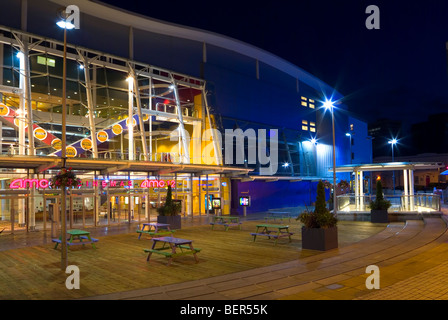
[9,178,176,189]
[10,178,50,189]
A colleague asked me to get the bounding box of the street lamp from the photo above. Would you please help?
[388,138,398,195]
[56,13,75,271]
[324,99,337,214]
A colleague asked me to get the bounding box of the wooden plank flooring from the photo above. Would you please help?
[0,220,385,300]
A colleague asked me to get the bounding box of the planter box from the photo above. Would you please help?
[370,209,389,223]
[301,226,338,251]
[157,215,182,230]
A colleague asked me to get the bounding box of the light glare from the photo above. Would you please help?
[323,99,334,110]
[56,20,76,30]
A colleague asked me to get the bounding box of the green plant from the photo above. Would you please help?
[298,180,337,228]
[369,180,391,210]
[157,185,181,216]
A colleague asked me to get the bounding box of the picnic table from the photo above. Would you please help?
[210,215,242,231]
[52,229,98,249]
[137,222,175,239]
[265,211,292,222]
[251,224,293,245]
[144,236,201,266]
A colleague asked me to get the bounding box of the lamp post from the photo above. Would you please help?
[324,99,337,214]
[56,17,75,271]
[346,132,353,193]
[388,139,397,195]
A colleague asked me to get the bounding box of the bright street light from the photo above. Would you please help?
[323,99,334,111]
[388,138,398,194]
[323,98,337,214]
[388,139,397,145]
[56,20,76,30]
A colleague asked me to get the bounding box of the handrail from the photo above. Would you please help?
[337,193,441,213]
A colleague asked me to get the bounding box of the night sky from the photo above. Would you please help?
[98,0,448,133]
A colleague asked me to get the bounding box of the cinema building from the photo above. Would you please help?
[0,0,373,232]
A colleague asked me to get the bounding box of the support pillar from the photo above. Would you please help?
[409,169,415,211]
[359,171,364,210]
[403,169,408,211]
[202,87,222,165]
[355,170,359,211]
[79,53,98,158]
[172,80,190,164]
[131,67,148,160]
[127,75,134,161]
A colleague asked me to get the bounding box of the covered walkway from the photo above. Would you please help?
[333,162,444,213]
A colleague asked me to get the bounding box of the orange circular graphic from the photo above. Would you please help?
[126,117,137,128]
[81,138,92,150]
[33,127,47,140]
[0,104,10,117]
[52,139,62,150]
[66,146,78,158]
[97,131,109,143]
[112,124,123,135]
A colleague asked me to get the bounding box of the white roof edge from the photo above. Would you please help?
[49,0,341,98]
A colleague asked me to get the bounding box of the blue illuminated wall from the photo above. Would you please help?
[231,179,331,215]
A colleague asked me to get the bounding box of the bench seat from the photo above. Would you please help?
[144,246,201,264]
[52,236,98,248]
[251,231,293,245]
[210,221,242,231]
[251,232,293,238]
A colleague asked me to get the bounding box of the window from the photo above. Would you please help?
[37,56,56,67]
[302,120,309,131]
[310,122,316,132]
[301,97,315,108]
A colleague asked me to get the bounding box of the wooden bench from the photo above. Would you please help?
[52,236,99,249]
[144,246,201,264]
[251,224,294,245]
[210,221,242,231]
[265,212,292,222]
[250,232,293,245]
[137,229,175,238]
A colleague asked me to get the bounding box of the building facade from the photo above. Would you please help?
[0,0,372,231]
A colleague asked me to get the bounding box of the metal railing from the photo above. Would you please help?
[337,193,441,213]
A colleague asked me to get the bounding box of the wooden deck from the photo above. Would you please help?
[0,220,385,300]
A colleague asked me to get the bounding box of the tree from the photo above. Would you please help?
[298,180,337,228]
[370,180,391,210]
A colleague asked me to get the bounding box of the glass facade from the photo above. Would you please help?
[0,26,237,233]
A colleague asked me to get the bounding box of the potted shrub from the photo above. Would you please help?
[298,180,338,251]
[157,185,182,229]
[370,180,391,223]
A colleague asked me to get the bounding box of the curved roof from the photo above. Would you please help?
[49,0,342,100]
